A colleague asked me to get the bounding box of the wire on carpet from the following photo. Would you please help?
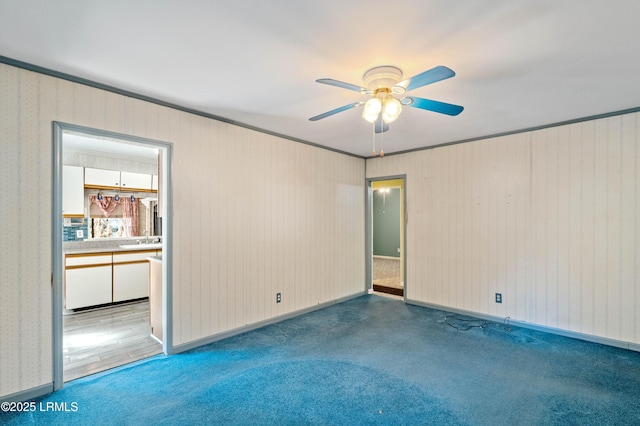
[443,314,512,332]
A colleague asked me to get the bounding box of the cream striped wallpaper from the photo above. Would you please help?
[366,112,640,346]
[3,58,638,399]
[0,63,365,398]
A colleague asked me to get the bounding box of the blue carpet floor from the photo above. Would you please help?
[2,294,640,425]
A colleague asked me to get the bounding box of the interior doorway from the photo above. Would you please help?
[366,176,406,299]
[52,123,173,390]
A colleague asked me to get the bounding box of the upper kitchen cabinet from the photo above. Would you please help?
[62,165,84,217]
[84,168,156,192]
[121,171,152,191]
[85,167,121,189]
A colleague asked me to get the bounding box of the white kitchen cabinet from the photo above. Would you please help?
[85,167,120,188]
[112,251,152,302]
[65,253,113,310]
[120,171,152,191]
[113,263,149,302]
[64,249,156,310]
[84,168,156,192]
[62,165,85,217]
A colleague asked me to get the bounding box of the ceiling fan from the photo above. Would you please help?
[309,65,464,133]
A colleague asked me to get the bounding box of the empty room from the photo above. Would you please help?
[1,1,639,424]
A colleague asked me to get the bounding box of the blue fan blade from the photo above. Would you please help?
[316,78,372,94]
[396,66,456,92]
[309,102,364,121]
[374,117,389,133]
[403,96,464,116]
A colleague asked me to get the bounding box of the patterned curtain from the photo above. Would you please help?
[89,195,139,237]
[89,195,119,217]
[121,197,139,237]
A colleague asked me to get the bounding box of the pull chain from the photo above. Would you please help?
[371,120,376,156]
[380,123,384,157]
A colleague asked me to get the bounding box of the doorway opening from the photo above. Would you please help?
[52,123,173,390]
[366,176,406,299]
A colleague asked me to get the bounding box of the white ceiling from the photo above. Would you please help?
[2,1,640,157]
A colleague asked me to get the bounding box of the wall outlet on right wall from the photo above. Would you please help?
[495,293,502,303]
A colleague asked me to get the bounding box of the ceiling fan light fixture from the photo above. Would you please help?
[362,98,382,123]
[310,64,462,155]
[382,97,402,123]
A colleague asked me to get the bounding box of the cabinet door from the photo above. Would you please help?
[65,265,112,309]
[62,165,85,217]
[113,251,152,302]
[120,171,152,191]
[113,262,149,302]
[85,167,120,188]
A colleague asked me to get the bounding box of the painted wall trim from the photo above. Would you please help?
[406,299,639,353]
[0,383,53,403]
[365,186,373,293]
[366,175,407,301]
[52,124,64,390]
[161,142,174,356]
[0,55,362,159]
[173,292,365,354]
[7,54,638,161]
[52,122,175,390]
[366,105,640,158]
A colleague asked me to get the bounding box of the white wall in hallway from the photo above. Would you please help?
[367,112,640,346]
[0,63,365,398]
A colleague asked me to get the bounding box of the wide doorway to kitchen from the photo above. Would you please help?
[52,123,173,389]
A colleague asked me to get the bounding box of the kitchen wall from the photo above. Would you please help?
[0,63,365,399]
[63,148,158,175]
[366,112,640,348]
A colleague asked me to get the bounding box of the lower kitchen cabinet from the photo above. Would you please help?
[64,250,156,310]
[113,252,151,302]
[65,253,113,310]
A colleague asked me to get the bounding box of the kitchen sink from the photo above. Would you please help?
[119,243,163,250]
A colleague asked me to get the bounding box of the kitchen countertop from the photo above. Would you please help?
[64,238,163,255]
[65,245,163,255]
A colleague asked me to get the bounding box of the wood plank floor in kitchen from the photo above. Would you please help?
[63,300,162,382]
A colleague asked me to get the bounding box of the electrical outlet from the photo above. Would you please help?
[276,292,281,303]
[495,293,502,303]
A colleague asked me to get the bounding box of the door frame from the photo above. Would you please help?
[366,175,407,301]
[52,122,174,390]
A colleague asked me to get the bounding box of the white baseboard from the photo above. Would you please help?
[1,383,53,403]
[406,298,639,352]
[150,333,163,345]
[174,291,366,354]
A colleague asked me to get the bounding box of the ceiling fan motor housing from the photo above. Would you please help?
[362,66,403,91]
